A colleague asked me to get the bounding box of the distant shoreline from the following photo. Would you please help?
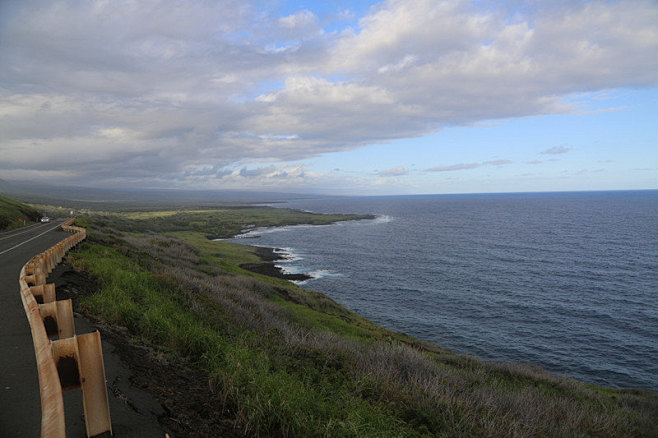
[227,209,378,282]
[233,212,377,283]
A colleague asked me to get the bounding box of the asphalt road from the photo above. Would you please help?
[0,221,166,437]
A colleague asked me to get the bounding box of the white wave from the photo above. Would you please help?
[272,247,304,263]
[275,263,303,275]
[230,213,392,239]
[309,269,343,278]
[232,223,318,238]
[290,269,343,285]
[372,215,393,224]
[331,214,393,228]
[268,249,342,285]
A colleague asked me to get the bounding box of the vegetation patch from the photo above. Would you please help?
[0,195,42,230]
[66,210,658,437]
[83,207,374,239]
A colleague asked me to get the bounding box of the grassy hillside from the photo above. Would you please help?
[0,195,42,230]
[84,207,374,239]
[67,210,658,437]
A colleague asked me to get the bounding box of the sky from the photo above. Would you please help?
[0,0,657,195]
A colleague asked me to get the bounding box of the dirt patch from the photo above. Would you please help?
[50,262,244,438]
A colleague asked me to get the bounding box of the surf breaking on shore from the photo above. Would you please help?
[231,214,392,240]
[225,245,340,285]
[271,247,342,285]
[215,214,390,284]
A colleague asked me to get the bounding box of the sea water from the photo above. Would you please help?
[230,191,658,390]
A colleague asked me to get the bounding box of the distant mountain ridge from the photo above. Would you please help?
[0,179,317,209]
[0,195,42,231]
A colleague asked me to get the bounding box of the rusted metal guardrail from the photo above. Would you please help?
[18,219,112,437]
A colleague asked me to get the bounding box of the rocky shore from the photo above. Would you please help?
[239,246,311,282]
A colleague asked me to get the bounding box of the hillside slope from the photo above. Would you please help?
[0,195,42,230]
[63,210,658,437]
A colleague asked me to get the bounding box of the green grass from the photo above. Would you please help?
[70,243,416,436]
[85,206,374,239]
[0,195,42,230]
[167,230,429,346]
[166,230,443,348]
[67,211,658,437]
[168,231,265,272]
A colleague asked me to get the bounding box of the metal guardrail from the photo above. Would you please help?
[18,219,112,437]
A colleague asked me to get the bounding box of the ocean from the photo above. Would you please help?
[229,191,658,391]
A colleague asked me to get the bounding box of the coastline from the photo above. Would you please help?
[231,212,380,283]
[239,246,312,282]
[57,211,658,436]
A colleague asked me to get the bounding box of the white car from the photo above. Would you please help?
[40,217,51,223]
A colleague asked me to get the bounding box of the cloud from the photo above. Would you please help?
[526,160,544,165]
[426,163,480,172]
[0,0,657,187]
[182,163,311,189]
[232,164,306,180]
[279,10,318,30]
[543,147,571,155]
[337,9,355,21]
[377,166,409,177]
[483,159,512,166]
[426,159,512,172]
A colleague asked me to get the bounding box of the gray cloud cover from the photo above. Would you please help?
[1,0,657,188]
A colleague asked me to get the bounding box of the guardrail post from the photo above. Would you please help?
[25,273,47,286]
[52,332,112,437]
[30,283,56,304]
[47,249,55,273]
[38,300,75,339]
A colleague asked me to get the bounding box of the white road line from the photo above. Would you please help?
[0,222,63,256]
